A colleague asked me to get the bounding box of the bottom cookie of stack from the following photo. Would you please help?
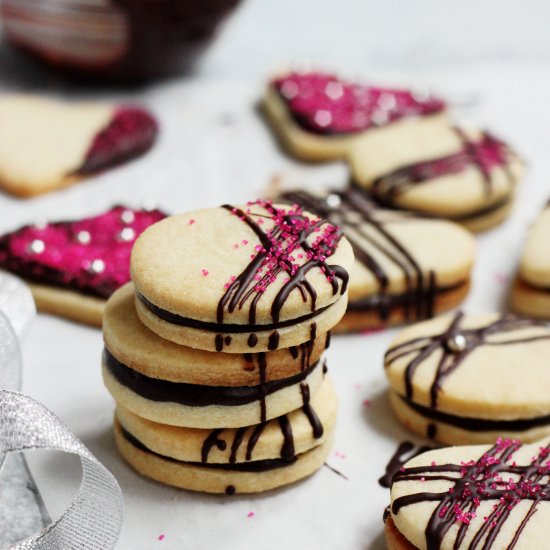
[114,376,338,494]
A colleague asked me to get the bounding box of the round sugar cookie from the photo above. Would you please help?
[385,311,550,445]
[131,201,353,352]
[512,202,550,319]
[280,189,475,332]
[386,437,550,550]
[114,376,338,494]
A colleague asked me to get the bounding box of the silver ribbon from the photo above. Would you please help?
[0,272,124,549]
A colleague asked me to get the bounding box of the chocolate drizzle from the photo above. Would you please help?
[300,383,324,439]
[371,130,514,206]
[201,429,226,462]
[277,416,295,462]
[385,312,550,410]
[212,202,348,349]
[281,189,438,322]
[391,440,550,550]
[378,441,433,488]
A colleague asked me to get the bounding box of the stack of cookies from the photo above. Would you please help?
[102,200,354,494]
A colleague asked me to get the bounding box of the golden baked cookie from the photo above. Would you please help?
[280,189,475,331]
[0,206,166,326]
[262,70,448,162]
[131,201,354,352]
[114,376,338,494]
[0,95,157,197]
[512,201,550,318]
[386,437,550,549]
[385,312,550,445]
[349,127,523,232]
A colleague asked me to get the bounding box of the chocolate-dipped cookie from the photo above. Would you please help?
[103,283,329,428]
[131,201,353,352]
[512,201,550,318]
[0,205,166,326]
[386,437,550,549]
[0,96,157,197]
[350,127,523,232]
[385,312,550,445]
[114,375,337,494]
[263,71,448,162]
[280,189,475,332]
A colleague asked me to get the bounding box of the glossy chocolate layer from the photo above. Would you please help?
[138,291,333,333]
[399,395,550,433]
[121,425,296,472]
[346,282,464,315]
[104,348,320,407]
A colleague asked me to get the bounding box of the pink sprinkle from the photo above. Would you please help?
[242,239,248,245]
[362,399,372,407]
[188,219,196,225]
[431,461,437,467]
[361,327,386,336]
[201,269,209,276]
[158,535,165,541]
[334,451,346,459]
[247,512,255,518]
[493,272,508,285]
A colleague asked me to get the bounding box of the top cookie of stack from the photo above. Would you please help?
[131,200,354,352]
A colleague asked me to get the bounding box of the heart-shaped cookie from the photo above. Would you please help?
[349,127,523,233]
[263,71,448,161]
[0,205,166,325]
[0,96,158,197]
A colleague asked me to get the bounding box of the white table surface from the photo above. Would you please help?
[1,2,550,548]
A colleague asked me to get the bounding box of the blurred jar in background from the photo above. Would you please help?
[0,0,241,81]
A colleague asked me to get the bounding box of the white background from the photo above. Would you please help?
[1,1,550,548]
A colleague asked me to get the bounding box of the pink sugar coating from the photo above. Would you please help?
[0,205,166,298]
[78,106,158,174]
[273,71,445,135]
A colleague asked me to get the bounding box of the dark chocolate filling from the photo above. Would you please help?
[104,348,320,407]
[120,425,297,472]
[137,292,334,334]
[400,395,550,432]
[347,282,464,313]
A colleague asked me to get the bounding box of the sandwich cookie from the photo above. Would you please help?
[385,312,550,445]
[0,205,166,326]
[350,127,523,232]
[512,201,550,318]
[263,70,447,162]
[131,201,353,352]
[0,95,158,197]
[103,283,329,428]
[386,437,550,550]
[280,189,475,332]
[114,375,338,494]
